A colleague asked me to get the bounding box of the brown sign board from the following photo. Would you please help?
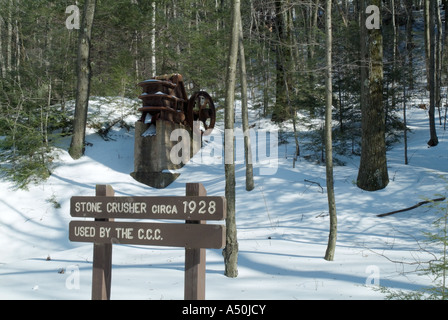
[70,196,226,221]
[69,221,226,249]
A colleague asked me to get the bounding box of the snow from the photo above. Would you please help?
[0,95,447,300]
[142,124,157,137]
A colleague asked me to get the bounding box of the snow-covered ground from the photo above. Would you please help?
[0,95,447,300]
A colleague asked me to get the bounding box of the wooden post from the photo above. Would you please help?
[91,185,114,300]
[184,183,206,300]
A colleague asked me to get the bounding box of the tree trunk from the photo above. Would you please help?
[391,0,398,114]
[324,0,337,262]
[6,0,12,74]
[403,85,408,165]
[238,9,254,192]
[308,0,319,60]
[222,0,240,278]
[405,0,414,89]
[424,0,430,86]
[272,0,292,123]
[69,0,97,160]
[435,3,442,125]
[404,0,412,163]
[443,0,448,82]
[428,0,439,146]
[357,0,389,191]
[151,1,156,77]
[0,11,5,78]
[14,15,20,85]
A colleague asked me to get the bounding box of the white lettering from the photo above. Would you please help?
[74,226,95,237]
[365,265,380,286]
[106,202,147,214]
[182,200,216,215]
[151,204,178,215]
[99,227,111,238]
[183,304,216,317]
[366,5,380,30]
[138,228,163,241]
[172,128,279,176]
[115,227,134,239]
[225,305,266,317]
[154,229,161,240]
[65,265,80,290]
[183,304,266,317]
[65,5,80,30]
[257,129,278,175]
[170,128,191,165]
[74,202,103,213]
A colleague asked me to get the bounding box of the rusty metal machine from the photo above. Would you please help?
[137,73,216,133]
[132,74,216,188]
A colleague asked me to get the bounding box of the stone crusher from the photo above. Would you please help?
[137,73,216,136]
[131,74,216,189]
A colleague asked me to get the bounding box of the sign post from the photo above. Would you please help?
[184,183,206,300]
[92,185,114,300]
[69,183,226,300]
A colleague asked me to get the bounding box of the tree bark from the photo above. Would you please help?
[405,0,414,89]
[0,11,5,78]
[403,85,408,165]
[436,3,442,125]
[444,0,448,82]
[222,0,240,278]
[424,0,430,86]
[377,198,446,217]
[324,0,337,262]
[272,0,292,123]
[151,1,156,77]
[238,9,254,192]
[6,0,12,74]
[357,0,389,191]
[69,0,97,159]
[428,0,439,146]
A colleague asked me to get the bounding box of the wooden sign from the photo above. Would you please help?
[70,196,226,220]
[68,183,226,301]
[69,221,225,249]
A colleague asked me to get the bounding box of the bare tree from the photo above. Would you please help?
[223,0,240,278]
[0,9,5,78]
[69,0,97,159]
[6,0,12,74]
[424,0,430,86]
[151,1,156,77]
[271,0,293,123]
[427,0,439,146]
[238,7,254,192]
[324,0,337,261]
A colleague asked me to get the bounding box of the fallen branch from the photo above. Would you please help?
[377,197,446,217]
[94,114,134,141]
[304,179,324,193]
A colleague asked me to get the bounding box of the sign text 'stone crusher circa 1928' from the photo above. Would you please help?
[69,183,226,300]
[70,195,225,220]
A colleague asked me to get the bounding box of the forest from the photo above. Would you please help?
[0,0,448,300]
[0,0,446,190]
